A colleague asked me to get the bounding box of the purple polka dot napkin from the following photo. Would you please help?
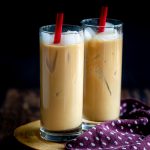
[65,99,150,150]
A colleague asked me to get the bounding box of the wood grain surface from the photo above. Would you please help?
[14,120,65,150]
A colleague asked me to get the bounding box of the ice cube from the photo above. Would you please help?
[94,29,119,41]
[41,31,83,45]
[41,32,54,45]
[61,31,83,45]
[106,22,114,27]
[84,27,96,40]
[104,27,115,33]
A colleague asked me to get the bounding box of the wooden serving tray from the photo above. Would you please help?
[14,120,65,150]
[14,119,100,149]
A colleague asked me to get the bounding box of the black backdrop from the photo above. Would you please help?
[0,0,150,103]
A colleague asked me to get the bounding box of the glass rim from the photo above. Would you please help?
[80,18,123,28]
[40,24,83,34]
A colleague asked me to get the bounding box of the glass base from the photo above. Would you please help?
[82,122,95,130]
[82,119,102,130]
[82,117,119,130]
[40,125,82,142]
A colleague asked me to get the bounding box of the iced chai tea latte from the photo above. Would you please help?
[40,25,84,141]
[81,19,123,129]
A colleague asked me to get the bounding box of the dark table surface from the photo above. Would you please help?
[0,88,150,149]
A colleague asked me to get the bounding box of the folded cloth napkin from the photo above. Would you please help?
[65,99,150,150]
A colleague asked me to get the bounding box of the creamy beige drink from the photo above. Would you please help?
[40,25,84,141]
[82,19,123,125]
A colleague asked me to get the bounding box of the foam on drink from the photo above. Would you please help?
[84,22,120,41]
[41,31,83,45]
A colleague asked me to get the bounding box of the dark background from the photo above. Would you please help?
[0,0,150,104]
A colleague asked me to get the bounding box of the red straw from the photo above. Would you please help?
[98,6,108,32]
[54,13,64,44]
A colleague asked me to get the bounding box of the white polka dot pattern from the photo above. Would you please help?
[118,136,122,140]
[103,127,107,131]
[106,125,110,129]
[134,121,138,124]
[147,142,150,146]
[102,142,106,146]
[65,99,150,150]
[110,132,114,135]
[128,137,132,140]
[96,136,99,141]
[137,143,141,145]
[130,129,133,133]
[128,124,131,127]
[79,143,83,146]
[68,144,72,147]
[91,143,95,147]
[88,131,92,135]
[118,120,121,123]
[133,146,137,149]
[123,103,127,107]
[106,136,111,140]
[125,141,129,144]
[114,141,118,145]
[92,127,96,130]
[112,122,115,126]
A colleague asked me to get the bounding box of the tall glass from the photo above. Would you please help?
[39,25,84,142]
[81,19,123,130]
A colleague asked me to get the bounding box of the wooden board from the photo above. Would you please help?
[14,120,65,150]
